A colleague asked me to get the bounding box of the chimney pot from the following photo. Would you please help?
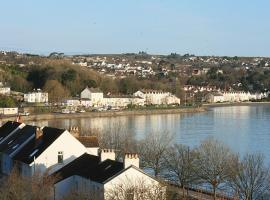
[100,149,115,161]
[124,153,139,168]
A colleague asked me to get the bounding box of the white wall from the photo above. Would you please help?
[30,130,88,174]
[0,107,18,115]
[87,147,99,156]
[81,88,91,99]
[0,87,10,95]
[104,167,162,200]
[55,175,104,200]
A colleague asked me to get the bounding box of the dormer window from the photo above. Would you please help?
[58,151,63,164]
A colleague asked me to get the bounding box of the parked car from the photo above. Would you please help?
[61,109,70,114]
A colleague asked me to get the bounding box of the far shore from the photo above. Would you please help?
[0,107,206,122]
[1,102,270,122]
[204,101,270,107]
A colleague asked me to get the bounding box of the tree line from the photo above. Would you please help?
[0,61,184,103]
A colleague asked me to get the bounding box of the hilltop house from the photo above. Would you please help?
[0,121,88,175]
[53,152,164,200]
[80,87,103,107]
[134,90,180,105]
[24,89,48,103]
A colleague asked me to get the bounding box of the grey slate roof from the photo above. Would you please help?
[0,121,66,164]
[52,153,124,184]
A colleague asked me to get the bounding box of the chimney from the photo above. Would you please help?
[15,114,21,123]
[70,126,80,138]
[100,149,115,162]
[124,153,139,168]
[35,127,43,146]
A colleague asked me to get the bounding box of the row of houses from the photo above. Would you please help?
[205,92,269,103]
[0,121,163,199]
[65,87,180,108]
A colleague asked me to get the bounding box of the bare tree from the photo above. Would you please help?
[139,131,172,177]
[164,144,198,197]
[0,169,55,200]
[94,122,138,159]
[194,137,237,200]
[229,153,270,200]
[105,179,166,200]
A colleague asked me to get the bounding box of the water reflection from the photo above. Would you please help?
[13,105,270,163]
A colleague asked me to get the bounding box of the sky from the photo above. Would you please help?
[0,0,270,56]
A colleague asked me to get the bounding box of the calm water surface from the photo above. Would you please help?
[30,105,270,163]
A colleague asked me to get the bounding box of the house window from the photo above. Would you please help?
[58,151,63,164]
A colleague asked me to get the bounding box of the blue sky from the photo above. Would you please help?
[0,0,270,56]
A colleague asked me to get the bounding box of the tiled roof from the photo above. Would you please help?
[77,136,99,148]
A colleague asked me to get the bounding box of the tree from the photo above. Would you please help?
[43,80,69,103]
[118,77,139,94]
[27,66,55,89]
[164,144,198,197]
[10,75,32,93]
[100,77,118,94]
[0,96,16,107]
[229,153,270,200]
[0,169,55,200]
[94,122,138,160]
[194,138,237,200]
[139,131,172,177]
[105,179,166,200]
[61,69,77,84]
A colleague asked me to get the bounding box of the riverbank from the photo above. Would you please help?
[0,107,206,122]
[204,101,270,108]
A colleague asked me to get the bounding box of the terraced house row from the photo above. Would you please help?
[0,121,164,200]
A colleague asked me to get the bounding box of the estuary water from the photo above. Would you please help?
[31,105,270,163]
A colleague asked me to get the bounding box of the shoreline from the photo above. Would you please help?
[0,107,206,122]
[204,101,270,108]
[1,102,269,122]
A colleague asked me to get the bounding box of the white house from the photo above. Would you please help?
[103,95,145,108]
[204,93,224,103]
[80,87,103,107]
[0,121,88,175]
[53,152,164,200]
[80,98,92,107]
[24,89,48,103]
[223,92,250,102]
[134,90,180,105]
[64,98,81,107]
[0,107,18,115]
[0,86,11,95]
[205,91,268,103]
